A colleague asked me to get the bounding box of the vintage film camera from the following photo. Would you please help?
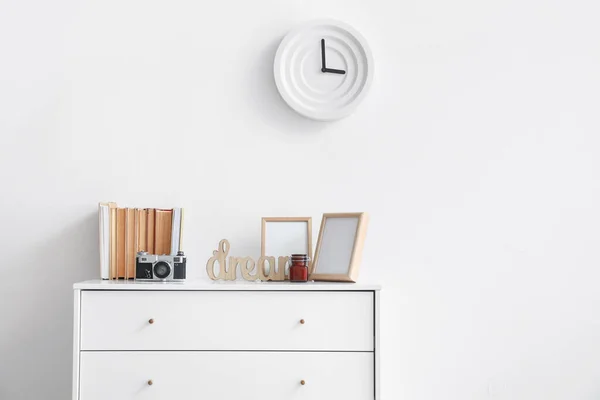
[136,251,186,281]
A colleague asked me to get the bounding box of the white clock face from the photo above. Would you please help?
[274,20,374,121]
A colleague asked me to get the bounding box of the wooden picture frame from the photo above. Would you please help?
[261,217,313,260]
[310,213,369,282]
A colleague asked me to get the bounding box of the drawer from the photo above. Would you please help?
[80,290,373,351]
[79,351,374,400]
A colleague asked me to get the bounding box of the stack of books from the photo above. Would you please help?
[98,202,184,280]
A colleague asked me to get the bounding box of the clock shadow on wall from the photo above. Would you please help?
[246,38,329,135]
[246,19,373,134]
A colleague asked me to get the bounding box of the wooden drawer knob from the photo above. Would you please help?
[300,319,305,325]
[148,318,155,324]
[300,380,306,385]
[147,380,153,386]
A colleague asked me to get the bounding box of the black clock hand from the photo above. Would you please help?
[321,39,326,72]
[323,68,346,75]
[321,39,346,74]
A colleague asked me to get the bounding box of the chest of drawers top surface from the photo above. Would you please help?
[73,279,381,291]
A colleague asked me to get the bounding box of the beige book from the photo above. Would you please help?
[116,208,126,279]
[179,208,185,252]
[154,209,173,255]
[147,209,155,254]
[109,204,117,279]
[125,208,136,279]
[137,209,147,252]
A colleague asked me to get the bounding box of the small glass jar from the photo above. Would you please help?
[289,254,310,282]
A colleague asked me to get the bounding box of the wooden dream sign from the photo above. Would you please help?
[206,239,289,281]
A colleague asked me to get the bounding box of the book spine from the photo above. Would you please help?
[125,208,136,279]
[138,209,147,252]
[170,208,181,255]
[116,208,126,279]
[179,208,184,252]
[147,209,155,254]
[110,207,117,279]
[155,209,173,256]
[98,204,108,279]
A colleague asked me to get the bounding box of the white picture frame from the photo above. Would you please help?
[310,213,369,282]
[261,217,313,260]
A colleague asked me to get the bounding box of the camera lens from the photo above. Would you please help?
[153,261,171,279]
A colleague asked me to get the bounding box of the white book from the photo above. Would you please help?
[98,203,110,279]
[170,208,182,255]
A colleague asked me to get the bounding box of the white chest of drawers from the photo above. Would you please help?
[73,280,381,400]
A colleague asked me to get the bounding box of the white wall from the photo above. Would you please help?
[1,0,599,399]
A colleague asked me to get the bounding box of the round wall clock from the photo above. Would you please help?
[273,20,374,121]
